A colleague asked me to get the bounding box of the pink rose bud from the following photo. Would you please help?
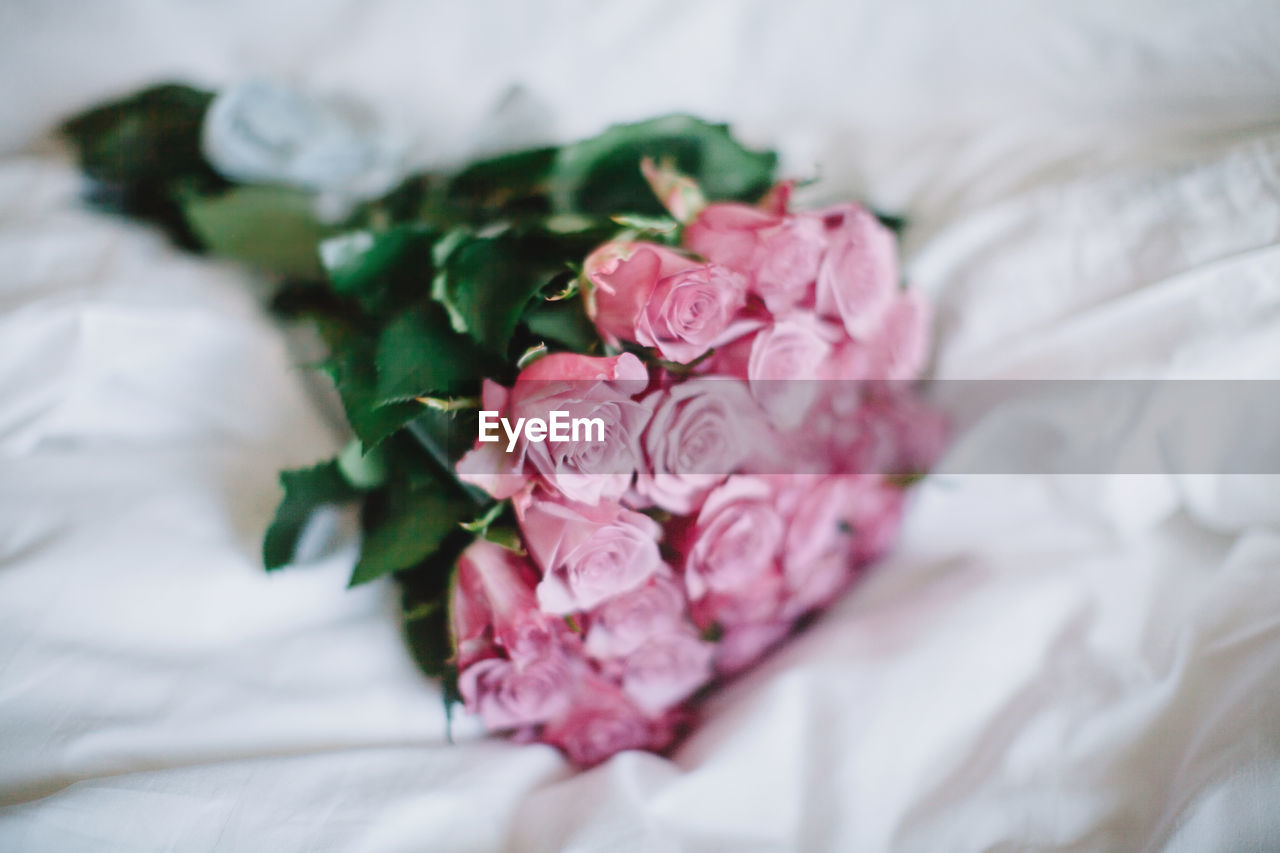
[458,654,575,730]
[634,379,775,513]
[756,180,795,217]
[539,674,674,768]
[514,488,664,614]
[450,538,556,668]
[454,379,528,500]
[640,156,706,222]
[814,204,899,340]
[584,242,753,364]
[684,202,826,313]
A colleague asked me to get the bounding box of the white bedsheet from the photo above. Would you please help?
[2,2,1279,850]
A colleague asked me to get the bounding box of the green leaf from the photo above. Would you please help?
[61,83,223,250]
[319,225,437,314]
[873,209,907,236]
[263,460,359,570]
[375,304,485,403]
[551,114,776,216]
[60,83,215,186]
[523,297,601,353]
[349,480,473,586]
[323,342,422,448]
[404,407,490,505]
[444,146,557,221]
[479,523,526,554]
[433,231,556,354]
[402,599,454,680]
[336,439,388,490]
[180,185,333,279]
[459,501,505,533]
[394,527,473,689]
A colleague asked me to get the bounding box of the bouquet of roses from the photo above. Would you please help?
[61,82,942,766]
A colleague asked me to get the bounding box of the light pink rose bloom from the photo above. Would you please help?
[514,488,664,614]
[539,674,673,767]
[775,475,901,618]
[684,202,826,314]
[584,572,689,659]
[456,352,652,505]
[814,204,899,340]
[458,654,574,730]
[620,629,715,714]
[747,314,843,429]
[684,476,786,625]
[634,379,774,513]
[450,538,559,668]
[584,242,753,364]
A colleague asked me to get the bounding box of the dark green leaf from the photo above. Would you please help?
[523,296,601,353]
[263,460,359,570]
[323,342,422,448]
[349,480,472,586]
[336,439,389,490]
[180,185,333,279]
[405,406,482,478]
[375,304,485,404]
[403,600,454,679]
[433,231,554,354]
[551,115,776,216]
[60,83,215,186]
[320,225,437,314]
[444,146,557,220]
[871,209,908,235]
[397,530,474,686]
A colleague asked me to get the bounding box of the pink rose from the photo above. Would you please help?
[456,352,652,505]
[584,572,689,659]
[634,379,774,513]
[584,242,753,364]
[620,630,714,713]
[539,674,674,767]
[514,488,664,614]
[684,202,826,313]
[814,204,898,340]
[458,654,574,730]
[775,475,902,618]
[747,315,842,428]
[450,538,558,669]
[683,476,787,626]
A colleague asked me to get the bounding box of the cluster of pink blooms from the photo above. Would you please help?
[451,182,940,766]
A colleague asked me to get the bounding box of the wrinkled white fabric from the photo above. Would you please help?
[2,2,1279,851]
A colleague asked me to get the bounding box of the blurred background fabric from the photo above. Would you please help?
[2,1,1279,850]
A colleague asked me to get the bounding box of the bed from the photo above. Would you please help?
[2,2,1279,850]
